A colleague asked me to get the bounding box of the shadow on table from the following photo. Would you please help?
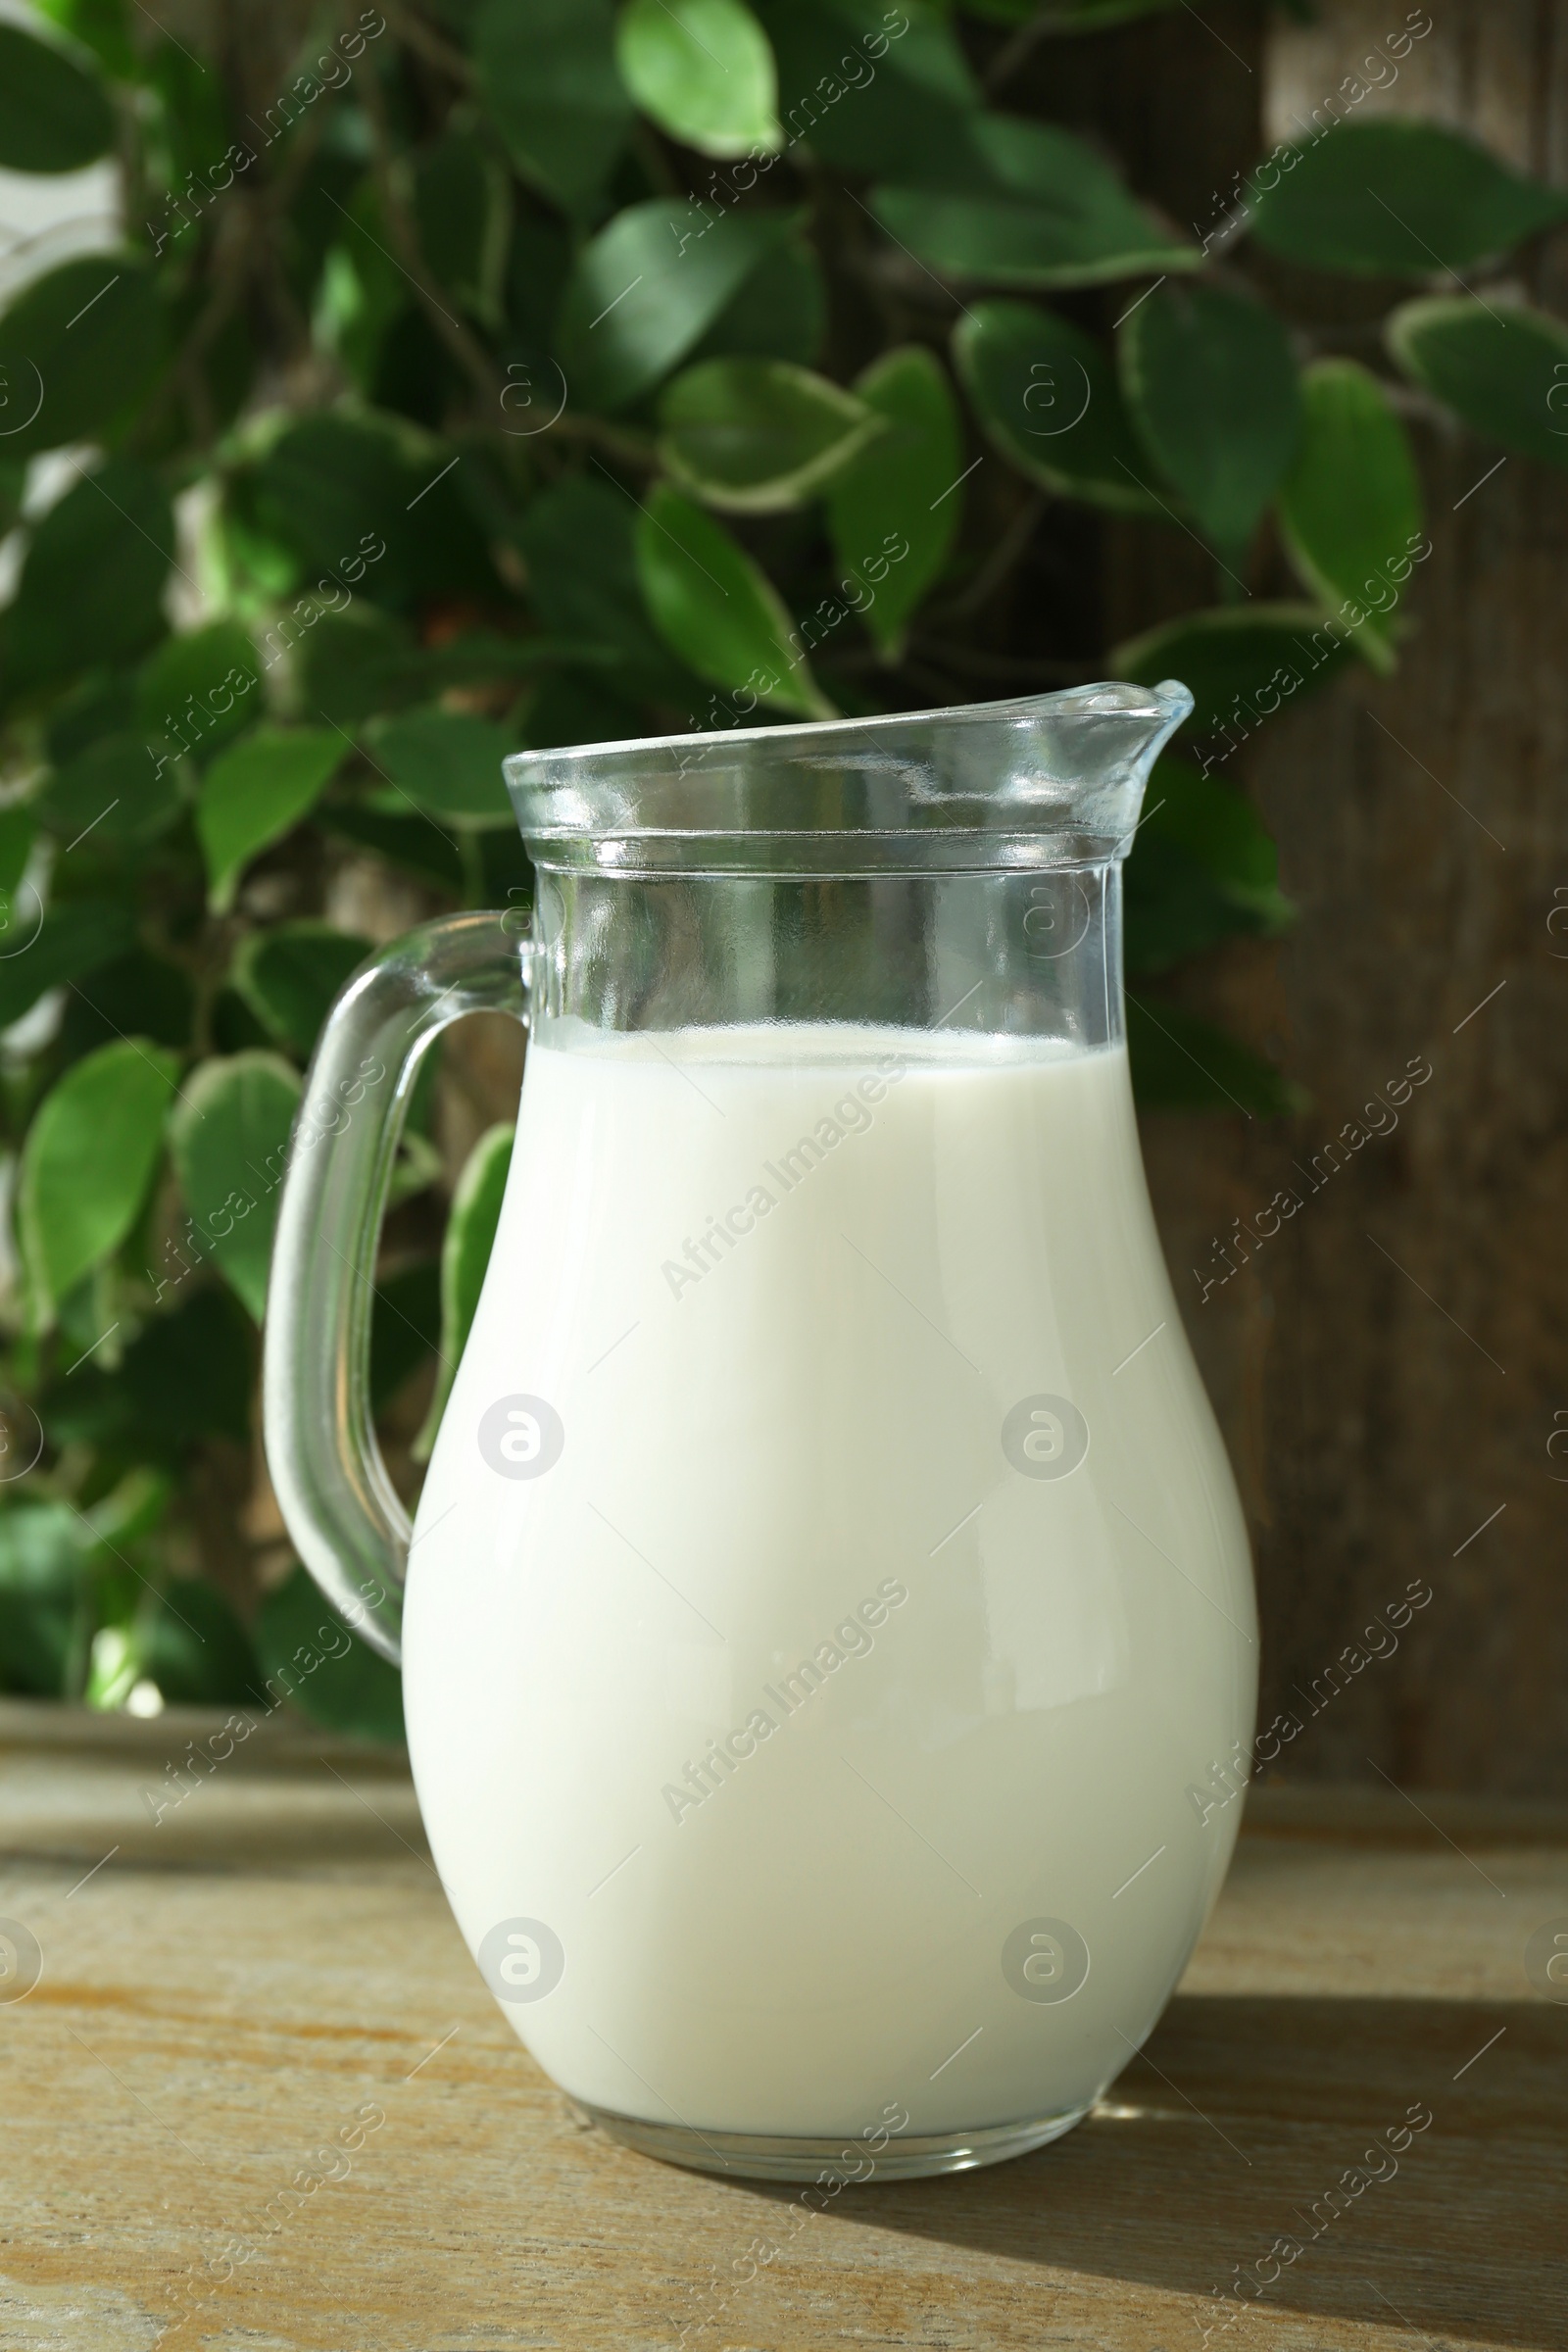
[763,1993,1568,2350]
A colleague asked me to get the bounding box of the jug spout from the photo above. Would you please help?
[1007,676,1196,855]
[1070,676,1196,782]
[505,679,1196,875]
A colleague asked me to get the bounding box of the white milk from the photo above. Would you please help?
[403,1022,1255,2142]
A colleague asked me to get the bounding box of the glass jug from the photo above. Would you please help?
[264,682,1257,2183]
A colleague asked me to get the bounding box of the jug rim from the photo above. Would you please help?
[504,678,1193,876]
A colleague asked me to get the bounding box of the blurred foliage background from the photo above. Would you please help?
[0,0,1562,1734]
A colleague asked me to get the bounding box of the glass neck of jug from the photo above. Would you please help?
[504,682,1193,1048]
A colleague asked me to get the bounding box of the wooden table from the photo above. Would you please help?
[1,1700,1563,2351]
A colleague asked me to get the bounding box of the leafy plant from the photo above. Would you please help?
[0,0,1559,1727]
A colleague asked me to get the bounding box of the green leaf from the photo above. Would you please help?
[0,807,32,897]
[31,0,139,78]
[296,608,420,727]
[1277,360,1424,674]
[0,1503,91,1696]
[1125,761,1292,977]
[871,117,1200,290]
[1125,834,1276,975]
[33,731,183,849]
[241,413,491,612]
[759,0,978,175]
[127,1289,252,1446]
[1120,280,1301,552]
[18,1040,179,1316]
[4,459,173,691]
[75,1628,146,1713]
[416,128,505,314]
[519,477,693,696]
[636,482,831,717]
[316,271,403,418]
[477,825,535,911]
[254,1566,404,1740]
[142,38,226,186]
[689,234,826,368]
[137,1577,262,1707]
[473,0,631,217]
[0,22,114,172]
[0,899,136,1031]
[826,345,961,654]
[369,1259,443,1413]
[86,1463,173,1548]
[0,257,164,460]
[416,1121,514,1455]
[617,0,780,159]
[1113,604,1353,740]
[317,804,466,894]
[523,670,644,752]
[46,671,136,764]
[554,199,795,413]
[369,304,468,430]
[953,300,1160,514]
[42,1286,253,1457]
[421,635,603,699]
[658,358,883,513]
[1128,994,1303,1118]
[169,1051,301,1322]
[503,207,573,371]
[364,710,514,826]
[0,460,24,542]
[232,923,371,1061]
[63,947,194,1060]
[1387,295,1568,473]
[1141,756,1287,904]
[197,727,345,910]
[315,176,414,399]
[1248,121,1568,278]
[444,1125,514,1364]
[211,986,274,1053]
[137,620,263,765]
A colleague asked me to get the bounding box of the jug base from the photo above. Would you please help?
[574,2098,1093,2183]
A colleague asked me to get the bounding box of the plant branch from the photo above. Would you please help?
[354,51,506,417]
[925,493,1045,625]
[385,1,474,86]
[543,412,660,469]
[984,2,1187,94]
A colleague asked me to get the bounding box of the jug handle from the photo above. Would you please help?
[263,909,528,1664]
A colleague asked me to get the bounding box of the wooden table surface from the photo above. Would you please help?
[1,1699,1563,2352]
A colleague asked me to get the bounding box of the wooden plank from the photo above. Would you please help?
[1098,0,1568,1804]
[1,1719,1562,2351]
